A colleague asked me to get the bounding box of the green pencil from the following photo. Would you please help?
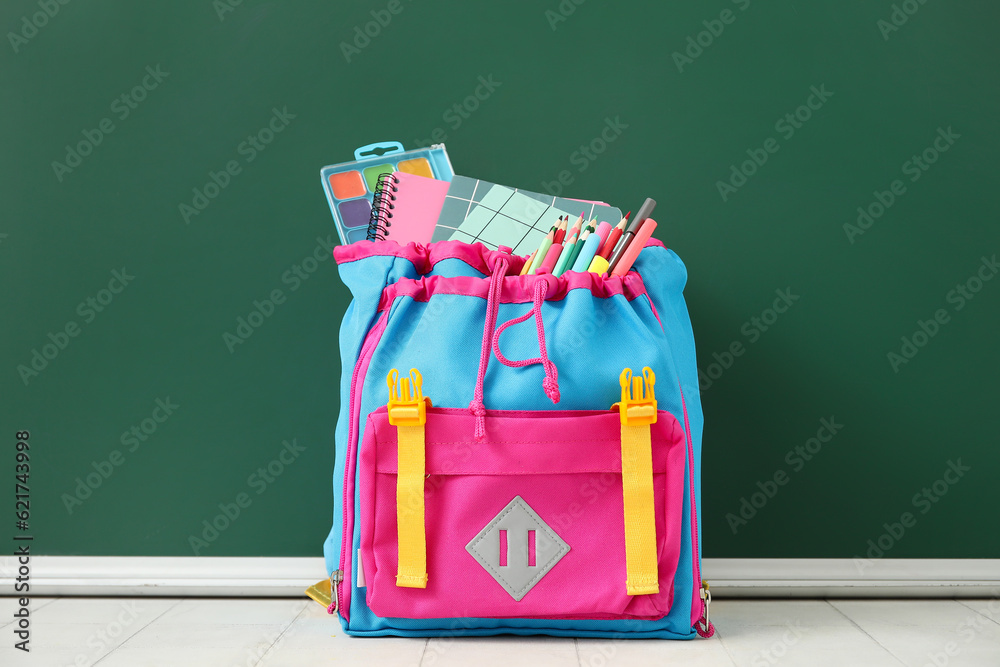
[529,217,561,274]
[553,226,581,276]
[564,219,596,273]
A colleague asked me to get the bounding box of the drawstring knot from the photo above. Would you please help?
[469,260,561,439]
[491,277,561,405]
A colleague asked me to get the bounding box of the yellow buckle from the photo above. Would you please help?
[614,367,657,426]
[387,369,430,426]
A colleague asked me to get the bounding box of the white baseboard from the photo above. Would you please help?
[0,557,327,597]
[2,557,998,597]
[704,559,1000,598]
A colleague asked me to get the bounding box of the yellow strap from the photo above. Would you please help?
[616,367,659,596]
[395,422,427,588]
[621,422,659,595]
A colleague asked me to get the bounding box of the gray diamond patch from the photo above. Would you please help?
[466,495,570,601]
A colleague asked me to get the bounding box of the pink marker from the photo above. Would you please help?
[595,221,613,250]
[610,218,658,277]
[538,242,563,275]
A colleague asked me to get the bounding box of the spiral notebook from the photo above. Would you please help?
[366,171,450,244]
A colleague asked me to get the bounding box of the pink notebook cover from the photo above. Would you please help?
[372,172,450,245]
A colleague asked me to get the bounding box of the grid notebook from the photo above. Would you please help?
[431,175,623,255]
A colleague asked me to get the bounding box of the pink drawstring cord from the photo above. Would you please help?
[491,277,561,405]
[469,257,509,440]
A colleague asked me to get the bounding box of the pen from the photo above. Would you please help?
[610,218,658,276]
[607,198,655,275]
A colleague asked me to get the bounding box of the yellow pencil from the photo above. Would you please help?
[519,249,537,276]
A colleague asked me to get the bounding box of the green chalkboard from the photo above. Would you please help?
[2,0,998,559]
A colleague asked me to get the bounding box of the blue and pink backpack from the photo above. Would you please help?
[324,238,711,639]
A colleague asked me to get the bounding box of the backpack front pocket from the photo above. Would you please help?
[357,406,687,620]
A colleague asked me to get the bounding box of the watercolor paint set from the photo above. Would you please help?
[320,141,454,244]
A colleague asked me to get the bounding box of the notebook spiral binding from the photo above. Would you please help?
[367,172,400,241]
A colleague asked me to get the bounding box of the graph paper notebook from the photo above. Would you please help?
[367,171,450,244]
[431,175,623,255]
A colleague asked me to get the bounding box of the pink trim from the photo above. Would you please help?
[333,238,665,276]
[527,531,536,567]
[678,383,703,629]
[334,240,527,276]
[499,530,508,567]
[338,309,392,623]
[376,271,650,312]
[359,406,686,620]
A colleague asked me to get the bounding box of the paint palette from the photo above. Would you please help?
[320,141,454,244]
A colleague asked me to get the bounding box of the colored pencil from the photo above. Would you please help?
[608,198,656,275]
[599,212,630,260]
[529,224,558,274]
[519,249,537,276]
[553,225,581,276]
[564,226,590,272]
[553,216,568,245]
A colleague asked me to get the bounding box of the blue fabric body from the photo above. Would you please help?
[324,245,704,639]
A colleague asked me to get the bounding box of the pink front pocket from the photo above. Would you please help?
[358,406,687,620]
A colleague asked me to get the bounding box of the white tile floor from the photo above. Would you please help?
[1,597,999,666]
